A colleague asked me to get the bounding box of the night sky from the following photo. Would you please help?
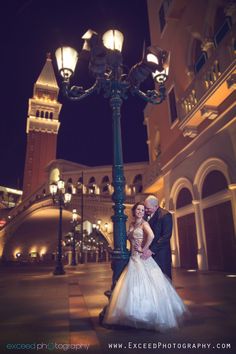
[0,0,151,189]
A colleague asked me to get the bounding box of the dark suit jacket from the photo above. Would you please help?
[148,207,173,254]
[148,207,173,279]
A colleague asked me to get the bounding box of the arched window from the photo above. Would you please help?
[36,110,40,117]
[202,170,228,198]
[40,111,44,118]
[88,177,96,194]
[77,177,84,194]
[101,176,110,193]
[89,177,95,184]
[176,188,192,209]
[66,178,73,193]
[49,112,53,119]
[45,111,49,119]
[133,174,143,194]
[214,6,232,46]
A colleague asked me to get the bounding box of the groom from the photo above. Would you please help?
[142,195,173,280]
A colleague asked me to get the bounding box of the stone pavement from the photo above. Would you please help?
[0,262,235,354]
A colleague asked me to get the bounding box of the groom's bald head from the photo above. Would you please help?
[144,195,159,215]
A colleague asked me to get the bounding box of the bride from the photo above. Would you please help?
[103,202,188,331]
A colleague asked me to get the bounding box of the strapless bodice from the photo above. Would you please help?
[130,227,144,257]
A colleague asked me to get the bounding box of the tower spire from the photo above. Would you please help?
[22,55,62,199]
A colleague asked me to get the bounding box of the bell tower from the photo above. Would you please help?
[22,54,61,199]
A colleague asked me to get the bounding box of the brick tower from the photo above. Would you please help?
[22,54,61,199]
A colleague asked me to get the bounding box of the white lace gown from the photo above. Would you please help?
[104,226,188,331]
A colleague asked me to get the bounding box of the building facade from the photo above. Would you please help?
[144,0,236,271]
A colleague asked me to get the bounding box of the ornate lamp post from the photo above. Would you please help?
[71,209,79,266]
[54,29,169,286]
[50,178,72,275]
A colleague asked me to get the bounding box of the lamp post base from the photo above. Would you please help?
[53,263,65,275]
[111,256,129,289]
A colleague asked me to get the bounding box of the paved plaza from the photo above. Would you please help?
[0,262,235,354]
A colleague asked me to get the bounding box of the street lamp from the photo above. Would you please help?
[71,209,79,266]
[50,177,72,275]
[55,29,169,285]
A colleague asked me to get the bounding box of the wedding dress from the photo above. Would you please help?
[104,226,188,331]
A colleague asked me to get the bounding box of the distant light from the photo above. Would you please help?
[0,220,6,227]
[40,247,47,256]
[14,249,21,258]
[187,269,197,272]
[29,246,37,254]
[226,274,236,278]
[4,187,23,195]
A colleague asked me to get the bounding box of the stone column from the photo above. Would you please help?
[105,250,109,262]
[192,200,208,270]
[75,251,79,264]
[229,184,236,239]
[68,251,72,265]
[169,210,180,267]
[84,251,88,264]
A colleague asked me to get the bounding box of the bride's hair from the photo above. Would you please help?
[132,202,145,217]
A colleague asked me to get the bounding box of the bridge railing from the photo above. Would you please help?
[2,188,137,230]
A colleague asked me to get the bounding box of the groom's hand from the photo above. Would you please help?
[141,249,153,260]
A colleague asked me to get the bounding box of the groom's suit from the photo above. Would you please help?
[148,207,173,280]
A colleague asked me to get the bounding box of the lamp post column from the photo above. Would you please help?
[110,91,129,288]
[54,198,65,275]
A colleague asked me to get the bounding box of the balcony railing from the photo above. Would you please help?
[178,22,236,126]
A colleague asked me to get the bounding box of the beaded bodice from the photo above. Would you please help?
[130,226,144,257]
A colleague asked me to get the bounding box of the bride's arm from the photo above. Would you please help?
[142,222,154,252]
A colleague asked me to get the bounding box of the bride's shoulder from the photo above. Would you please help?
[142,221,149,228]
